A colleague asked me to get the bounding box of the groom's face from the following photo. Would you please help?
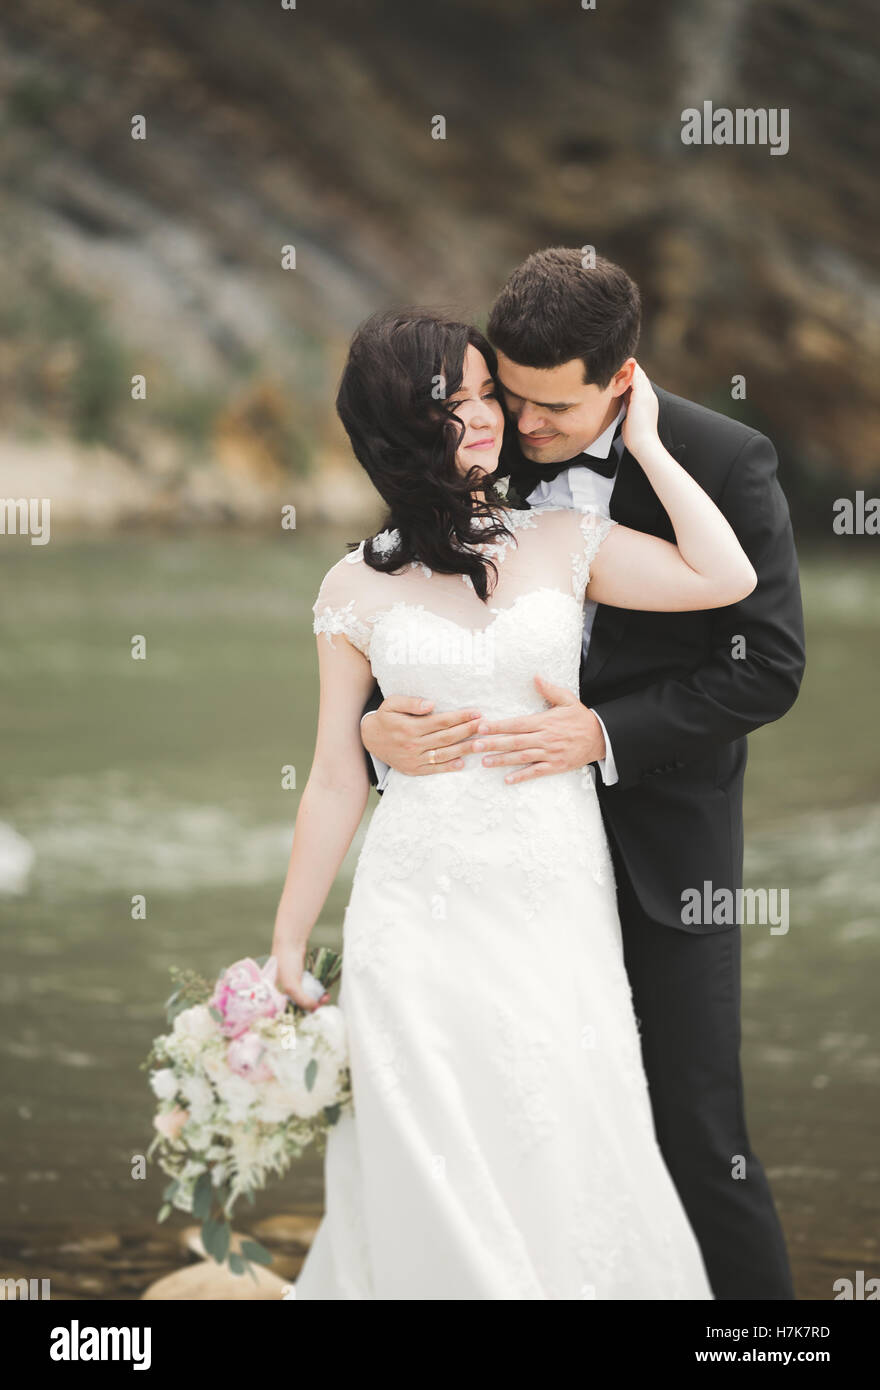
[496,353,632,465]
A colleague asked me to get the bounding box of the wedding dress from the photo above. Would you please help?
[295,505,713,1300]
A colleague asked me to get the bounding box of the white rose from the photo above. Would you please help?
[265,1036,304,1085]
[299,1005,347,1063]
[183,1122,212,1151]
[266,1046,310,1105]
[150,1068,178,1101]
[215,1072,258,1123]
[173,1005,218,1042]
[254,1080,299,1124]
[201,1050,228,1085]
[179,1073,215,1124]
[167,1033,206,1067]
[267,1040,337,1118]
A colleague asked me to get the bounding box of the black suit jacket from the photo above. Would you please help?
[579,386,805,927]
[362,386,806,930]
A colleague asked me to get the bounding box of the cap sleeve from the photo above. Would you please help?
[312,543,372,657]
[571,506,617,603]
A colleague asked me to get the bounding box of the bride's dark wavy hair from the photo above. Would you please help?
[335,309,514,600]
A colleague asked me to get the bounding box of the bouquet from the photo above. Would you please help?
[143,947,350,1278]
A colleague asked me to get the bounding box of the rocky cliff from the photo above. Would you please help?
[1,0,876,528]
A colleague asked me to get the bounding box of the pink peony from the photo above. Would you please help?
[153,1106,189,1142]
[226,1031,273,1082]
[209,957,287,1039]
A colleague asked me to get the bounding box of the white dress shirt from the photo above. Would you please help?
[364,402,627,791]
[525,402,626,786]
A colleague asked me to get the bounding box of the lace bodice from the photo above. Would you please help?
[312,506,616,720]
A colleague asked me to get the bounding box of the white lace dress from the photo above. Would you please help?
[295,506,713,1301]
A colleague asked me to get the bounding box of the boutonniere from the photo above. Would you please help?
[491,473,528,509]
[491,473,509,499]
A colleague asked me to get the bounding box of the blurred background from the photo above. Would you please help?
[0,0,877,1299]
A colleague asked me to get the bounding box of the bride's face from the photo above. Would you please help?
[448,346,505,476]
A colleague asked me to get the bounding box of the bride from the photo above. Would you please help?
[271,310,755,1300]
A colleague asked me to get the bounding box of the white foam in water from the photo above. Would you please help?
[0,823,36,895]
[13,772,366,897]
[745,801,880,929]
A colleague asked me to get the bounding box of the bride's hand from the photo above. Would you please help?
[272,938,329,1011]
[621,363,660,461]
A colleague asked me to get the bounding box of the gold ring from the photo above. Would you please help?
[426,749,437,765]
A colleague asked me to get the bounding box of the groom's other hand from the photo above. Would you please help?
[474,676,605,782]
[361,696,483,776]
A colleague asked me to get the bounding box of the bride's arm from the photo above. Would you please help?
[587,366,757,612]
[271,631,374,1008]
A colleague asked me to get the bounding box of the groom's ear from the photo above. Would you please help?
[609,358,637,397]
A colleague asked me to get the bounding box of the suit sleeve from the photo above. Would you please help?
[361,682,383,789]
[591,432,806,791]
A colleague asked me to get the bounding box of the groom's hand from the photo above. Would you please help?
[474,676,606,783]
[361,695,484,776]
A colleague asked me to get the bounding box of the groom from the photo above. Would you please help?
[360,247,805,1300]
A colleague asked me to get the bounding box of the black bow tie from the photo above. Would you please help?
[531,422,623,484]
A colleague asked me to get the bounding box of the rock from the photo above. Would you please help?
[141,1261,288,1300]
[250,1213,321,1252]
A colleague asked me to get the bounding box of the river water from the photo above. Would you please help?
[1,532,878,1297]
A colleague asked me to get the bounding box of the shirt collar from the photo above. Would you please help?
[583,402,627,460]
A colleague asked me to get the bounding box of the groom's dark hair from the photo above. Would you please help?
[487,247,641,389]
